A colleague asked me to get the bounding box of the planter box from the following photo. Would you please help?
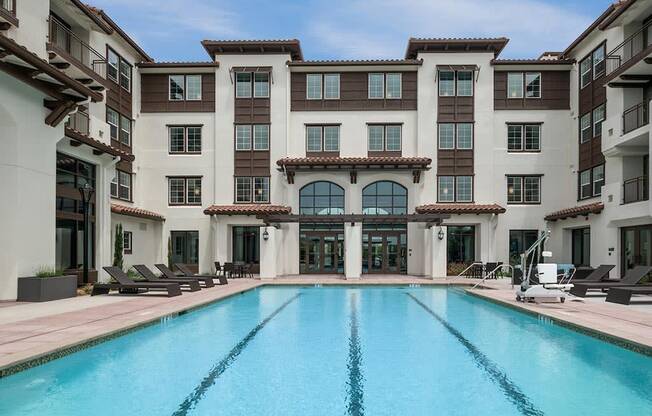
[17,275,78,302]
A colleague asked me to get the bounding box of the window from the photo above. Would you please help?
[170,231,199,266]
[367,124,401,152]
[580,113,591,143]
[593,165,605,196]
[507,73,524,98]
[592,45,605,79]
[579,170,592,199]
[253,125,269,150]
[186,75,202,100]
[110,169,131,201]
[300,181,344,215]
[593,104,605,137]
[106,107,119,141]
[438,123,472,149]
[235,177,269,203]
[107,108,131,147]
[580,57,592,88]
[572,228,590,267]
[438,176,472,202]
[235,72,252,98]
[168,177,202,206]
[438,71,455,96]
[324,74,340,99]
[169,126,202,154]
[107,47,130,91]
[306,126,322,152]
[386,73,402,98]
[235,125,252,150]
[509,230,539,266]
[579,165,604,199]
[525,73,541,98]
[169,75,184,100]
[507,124,540,151]
[323,126,340,152]
[456,71,473,96]
[306,74,322,99]
[362,181,407,215]
[107,49,118,82]
[119,116,131,146]
[253,73,269,98]
[368,73,384,99]
[507,176,541,204]
[306,125,340,152]
[123,231,132,255]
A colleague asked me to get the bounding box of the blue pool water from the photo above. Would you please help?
[0,286,651,415]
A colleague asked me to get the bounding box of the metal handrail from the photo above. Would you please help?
[623,101,649,134]
[0,0,14,14]
[48,17,107,78]
[65,109,89,134]
[455,261,483,278]
[471,264,514,289]
[623,175,649,204]
[606,19,652,76]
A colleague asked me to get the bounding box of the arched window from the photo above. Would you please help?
[362,181,407,215]
[300,181,345,215]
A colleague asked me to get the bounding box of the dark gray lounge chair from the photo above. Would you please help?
[133,264,213,288]
[173,263,228,285]
[570,265,652,297]
[606,286,652,305]
[92,266,182,297]
[128,265,200,292]
[580,264,615,282]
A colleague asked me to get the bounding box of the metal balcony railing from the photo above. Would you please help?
[0,0,14,14]
[65,109,89,135]
[623,176,649,204]
[623,101,649,134]
[48,17,106,79]
[606,19,652,76]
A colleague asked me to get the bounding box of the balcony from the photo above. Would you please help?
[623,101,649,134]
[65,108,89,135]
[0,0,18,29]
[605,20,652,86]
[47,16,107,91]
[623,176,649,204]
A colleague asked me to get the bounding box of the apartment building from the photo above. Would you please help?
[0,0,650,299]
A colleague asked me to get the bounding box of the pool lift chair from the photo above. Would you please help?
[515,230,575,303]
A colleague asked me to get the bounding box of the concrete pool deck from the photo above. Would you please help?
[0,276,650,376]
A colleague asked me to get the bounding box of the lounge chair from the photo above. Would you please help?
[580,264,615,282]
[173,263,228,285]
[605,286,652,305]
[92,266,182,297]
[570,265,652,297]
[133,264,213,288]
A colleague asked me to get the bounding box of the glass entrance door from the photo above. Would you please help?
[622,225,652,276]
[362,231,406,274]
[300,231,343,274]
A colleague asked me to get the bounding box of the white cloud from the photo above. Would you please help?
[305,0,594,59]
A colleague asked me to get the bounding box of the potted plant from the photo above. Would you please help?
[17,266,78,302]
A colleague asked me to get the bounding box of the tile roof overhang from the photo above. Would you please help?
[561,3,619,57]
[84,6,153,62]
[65,127,135,161]
[416,203,507,215]
[598,0,638,30]
[544,202,604,221]
[136,61,219,69]
[203,204,292,216]
[405,37,509,59]
[111,204,165,221]
[288,59,423,67]
[259,213,450,225]
[201,39,303,61]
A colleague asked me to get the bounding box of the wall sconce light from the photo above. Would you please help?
[437,227,444,241]
[262,230,269,241]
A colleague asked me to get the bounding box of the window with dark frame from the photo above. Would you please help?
[235,71,269,98]
[168,177,202,206]
[123,231,133,255]
[110,170,132,201]
[578,164,604,200]
[367,124,402,152]
[507,124,541,152]
[235,177,269,203]
[580,43,606,88]
[169,126,202,154]
[507,175,541,204]
[106,47,131,92]
[438,176,473,202]
[306,125,340,153]
[106,107,131,147]
[169,75,202,101]
[438,70,474,97]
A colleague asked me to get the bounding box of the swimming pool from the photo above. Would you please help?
[0,286,650,415]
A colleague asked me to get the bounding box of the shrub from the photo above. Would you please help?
[34,266,64,278]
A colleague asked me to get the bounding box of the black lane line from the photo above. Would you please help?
[172,293,302,416]
[346,294,364,416]
[406,293,544,416]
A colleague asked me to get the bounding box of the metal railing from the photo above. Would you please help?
[606,19,652,76]
[0,0,14,14]
[623,176,649,204]
[623,101,649,134]
[48,17,106,79]
[65,108,89,135]
[471,264,514,289]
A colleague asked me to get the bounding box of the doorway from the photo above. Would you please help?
[232,226,260,273]
[300,230,344,274]
[622,225,652,276]
[362,230,407,274]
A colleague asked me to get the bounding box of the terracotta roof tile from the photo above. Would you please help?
[544,202,604,221]
[277,156,431,167]
[203,204,292,216]
[111,204,165,221]
[288,59,422,66]
[416,203,507,215]
[491,58,575,65]
[65,127,135,161]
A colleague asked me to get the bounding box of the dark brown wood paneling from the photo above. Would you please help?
[234,151,270,176]
[437,97,474,122]
[234,98,271,123]
[106,84,132,117]
[291,72,417,111]
[116,160,132,173]
[140,74,215,113]
[437,150,474,175]
[578,55,607,172]
[368,150,402,157]
[494,71,570,110]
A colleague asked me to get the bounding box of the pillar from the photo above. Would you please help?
[344,222,361,278]
[259,226,278,278]
[429,226,447,278]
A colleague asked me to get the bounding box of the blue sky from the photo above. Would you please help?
[91,0,613,61]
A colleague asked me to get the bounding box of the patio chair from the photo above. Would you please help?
[172,263,228,285]
[605,285,652,305]
[570,265,652,297]
[223,262,234,279]
[241,264,254,279]
[214,262,223,276]
[133,264,212,288]
[580,264,614,282]
[92,266,182,297]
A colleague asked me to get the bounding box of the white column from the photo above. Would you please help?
[97,159,117,282]
[430,226,447,278]
[259,226,278,278]
[344,222,361,279]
